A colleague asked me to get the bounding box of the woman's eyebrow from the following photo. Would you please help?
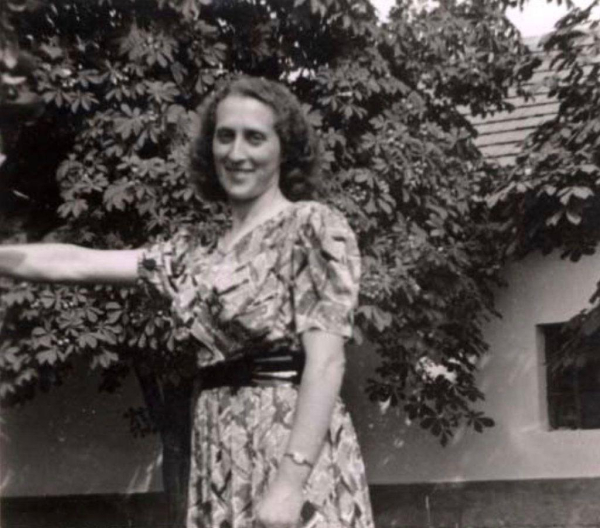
[215,124,267,131]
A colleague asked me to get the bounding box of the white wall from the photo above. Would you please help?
[344,250,600,484]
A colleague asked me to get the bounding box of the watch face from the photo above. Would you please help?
[286,451,313,467]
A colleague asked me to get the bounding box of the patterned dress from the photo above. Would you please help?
[138,200,374,528]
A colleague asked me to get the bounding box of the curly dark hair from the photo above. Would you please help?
[189,76,321,202]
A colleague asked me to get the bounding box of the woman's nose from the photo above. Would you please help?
[227,137,247,162]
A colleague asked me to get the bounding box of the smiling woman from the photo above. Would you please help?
[137,77,375,527]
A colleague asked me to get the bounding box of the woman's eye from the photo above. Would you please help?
[215,130,234,143]
[247,132,265,144]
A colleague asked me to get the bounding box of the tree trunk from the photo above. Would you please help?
[161,380,194,528]
[134,362,194,528]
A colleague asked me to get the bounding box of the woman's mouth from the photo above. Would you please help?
[227,168,254,178]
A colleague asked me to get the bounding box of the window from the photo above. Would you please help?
[543,323,600,430]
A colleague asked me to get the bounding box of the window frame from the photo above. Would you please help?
[541,322,600,431]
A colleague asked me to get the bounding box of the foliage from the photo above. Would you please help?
[489,1,600,261]
[0,0,542,506]
[357,0,540,444]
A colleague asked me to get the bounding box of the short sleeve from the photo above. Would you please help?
[137,230,191,300]
[292,204,361,339]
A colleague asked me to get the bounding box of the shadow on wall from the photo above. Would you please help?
[0,357,163,498]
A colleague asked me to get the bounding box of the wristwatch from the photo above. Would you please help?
[284,450,314,469]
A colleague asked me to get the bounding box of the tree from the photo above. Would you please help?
[361,0,539,442]
[0,0,539,524]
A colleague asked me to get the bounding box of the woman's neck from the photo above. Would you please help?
[228,186,291,237]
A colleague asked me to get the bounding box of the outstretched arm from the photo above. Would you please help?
[256,330,346,528]
[0,244,143,285]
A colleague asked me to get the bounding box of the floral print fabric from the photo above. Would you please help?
[139,201,375,527]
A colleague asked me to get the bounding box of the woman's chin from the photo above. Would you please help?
[226,189,259,204]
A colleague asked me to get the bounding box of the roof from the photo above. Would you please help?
[464,33,598,166]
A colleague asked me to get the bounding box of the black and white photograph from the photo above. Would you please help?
[1,0,600,526]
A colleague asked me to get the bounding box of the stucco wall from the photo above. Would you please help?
[344,250,600,484]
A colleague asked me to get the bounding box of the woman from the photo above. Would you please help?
[0,77,375,528]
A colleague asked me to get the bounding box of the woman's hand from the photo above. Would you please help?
[255,477,304,528]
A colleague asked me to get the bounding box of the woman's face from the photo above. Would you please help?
[213,95,282,204]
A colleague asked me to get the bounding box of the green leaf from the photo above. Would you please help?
[103,179,134,211]
[36,349,58,365]
[572,186,594,200]
[91,351,120,369]
[79,334,98,348]
[40,44,63,60]
[566,210,582,225]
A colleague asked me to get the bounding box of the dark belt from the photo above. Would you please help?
[198,345,305,390]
